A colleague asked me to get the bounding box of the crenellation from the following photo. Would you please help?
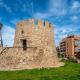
[37,20,43,28]
[28,19,34,22]
[45,21,49,27]
[17,19,53,30]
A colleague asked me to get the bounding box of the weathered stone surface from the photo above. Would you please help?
[0,19,64,70]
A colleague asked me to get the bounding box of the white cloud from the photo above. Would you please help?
[72,1,80,9]
[33,0,68,19]
[49,0,67,16]
[2,25,15,47]
[72,16,78,20]
[0,0,12,13]
[33,12,50,19]
[54,24,80,46]
[71,16,79,23]
[33,0,80,19]
[71,1,80,14]
[55,27,73,35]
[54,26,76,46]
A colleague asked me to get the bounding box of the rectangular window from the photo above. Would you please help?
[22,39,27,50]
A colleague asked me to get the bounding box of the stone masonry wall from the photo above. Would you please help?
[0,19,63,70]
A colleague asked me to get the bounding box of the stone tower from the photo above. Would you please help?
[0,19,63,70]
[13,19,63,68]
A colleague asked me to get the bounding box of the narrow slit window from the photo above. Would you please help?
[22,39,27,50]
[43,21,45,26]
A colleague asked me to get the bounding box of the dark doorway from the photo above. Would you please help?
[22,39,27,50]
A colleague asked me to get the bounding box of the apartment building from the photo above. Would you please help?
[60,35,80,58]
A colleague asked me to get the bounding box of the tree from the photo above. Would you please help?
[75,52,80,59]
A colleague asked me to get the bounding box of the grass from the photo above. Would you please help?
[0,61,80,80]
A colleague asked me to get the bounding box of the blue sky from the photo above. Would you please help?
[0,0,80,46]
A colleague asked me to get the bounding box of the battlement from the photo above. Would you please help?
[17,19,53,30]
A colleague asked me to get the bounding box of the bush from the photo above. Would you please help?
[67,58,77,63]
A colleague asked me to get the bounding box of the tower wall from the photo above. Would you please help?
[14,19,55,48]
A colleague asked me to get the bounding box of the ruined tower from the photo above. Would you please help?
[13,19,63,68]
[0,19,63,70]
